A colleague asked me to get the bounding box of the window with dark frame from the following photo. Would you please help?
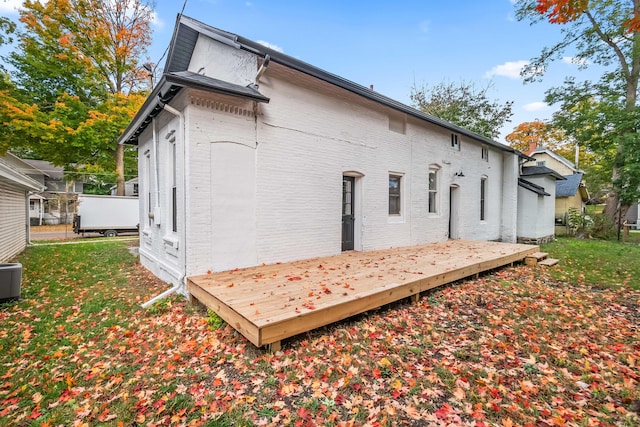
[451,133,459,150]
[480,177,487,221]
[389,175,401,215]
[428,168,438,213]
[482,146,489,161]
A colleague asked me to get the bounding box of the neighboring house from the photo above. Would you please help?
[3,154,83,225]
[110,177,139,196]
[118,15,540,288]
[525,144,589,235]
[0,154,45,262]
[517,166,565,244]
[625,203,639,229]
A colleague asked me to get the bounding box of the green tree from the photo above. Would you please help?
[515,0,640,223]
[0,0,153,194]
[410,80,513,140]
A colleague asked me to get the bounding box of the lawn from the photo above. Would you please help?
[1,240,639,426]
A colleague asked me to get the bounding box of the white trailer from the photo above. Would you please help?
[73,195,139,237]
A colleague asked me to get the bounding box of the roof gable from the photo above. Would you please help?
[529,147,578,173]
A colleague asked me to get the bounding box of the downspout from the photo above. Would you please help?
[141,101,186,308]
[26,192,31,245]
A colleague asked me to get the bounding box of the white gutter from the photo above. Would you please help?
[141,101,187,308]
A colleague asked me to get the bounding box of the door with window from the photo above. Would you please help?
[342,176,355,251]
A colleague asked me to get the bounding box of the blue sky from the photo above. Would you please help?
[0,0,591,143]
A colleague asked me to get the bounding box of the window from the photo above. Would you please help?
[537,160,546,166]
[389,175,401,215]
[451,134,460,150]
[481,146,489,161]
[133,183,139,195]
[428,167,438,213]
[171,142,177,233]
[145,152,152,227]
[480,177,487,221]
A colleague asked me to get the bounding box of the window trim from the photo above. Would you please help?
[480,176,487,221]
[388,174,402,216]
[428,165,439,215]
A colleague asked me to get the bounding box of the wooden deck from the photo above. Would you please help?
[188,240,539,349]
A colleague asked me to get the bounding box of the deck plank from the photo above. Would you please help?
[188,240,538,347]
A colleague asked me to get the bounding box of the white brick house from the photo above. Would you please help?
[119,15,539,288]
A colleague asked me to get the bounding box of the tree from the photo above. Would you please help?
[0,0,153,195]
[515,0,640,223]
[410,80,514,140]
[506,120,565,152]
[0,17,16,48]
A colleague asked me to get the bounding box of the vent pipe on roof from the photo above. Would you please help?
[255,55,270,84]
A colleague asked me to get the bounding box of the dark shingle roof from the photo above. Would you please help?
[556,173,582,197]
[521,165,565,181]
[119,71,269,145]
[518,178,550,196]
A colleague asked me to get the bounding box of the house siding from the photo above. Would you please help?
[0,181,28,263]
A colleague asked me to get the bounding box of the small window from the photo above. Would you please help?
[171,142,177,233]
[133,183,139,195]
[481,146,489,161]
[451,134,460,150]
[537,160,546,166]
[428,167,438,214]
[480,177,487,221]
[389,175,401,215]
[145,153,152,227]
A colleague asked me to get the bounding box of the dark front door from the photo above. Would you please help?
[342,176,355,251]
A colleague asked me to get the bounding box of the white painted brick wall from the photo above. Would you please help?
[136,35,521,280]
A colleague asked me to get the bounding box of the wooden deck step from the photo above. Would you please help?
[524,252,548,266]
[538,258,559,266]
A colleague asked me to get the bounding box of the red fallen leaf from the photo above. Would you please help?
[435,403,453,419]
[207,269,211,274]
[288,276,302,281]
[297,407,312,420]
[373,368,382,378]
[226,283,234,287]
[27,409,42,419]
[322,287,332,294]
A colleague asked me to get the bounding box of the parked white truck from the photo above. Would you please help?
[73,194,139,237]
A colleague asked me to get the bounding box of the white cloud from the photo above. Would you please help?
[484,60,529,79]
[257,40,283,53]
[0,0,22,13]
[151,11,164,29]
[523,102,550,112]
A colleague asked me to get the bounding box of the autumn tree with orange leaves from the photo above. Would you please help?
[516,0,640,223]
[0,0,154,195]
